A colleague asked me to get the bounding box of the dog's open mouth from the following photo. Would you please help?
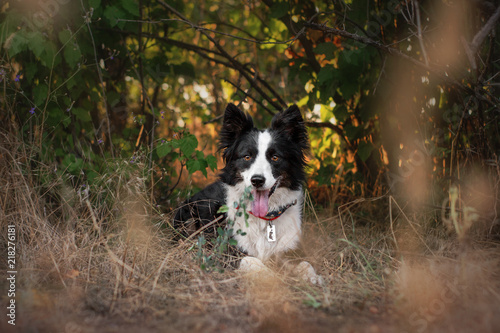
[250,177,281,218]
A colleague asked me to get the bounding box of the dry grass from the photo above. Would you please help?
[1,131,500,333]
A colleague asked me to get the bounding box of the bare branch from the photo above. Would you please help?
[303,21,500,108]
[305,22,430,71]
[158,0,287,111]
[224,79,274,115]
[463,5,500,70]
[105,27,290,110]
[471,5,500,53]
[117,18,299,45]
[304,121,353,151]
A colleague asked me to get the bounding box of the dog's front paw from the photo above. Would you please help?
[239,256,270,274]
[295,261,324,285]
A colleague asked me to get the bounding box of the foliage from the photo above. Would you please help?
[0,0,218,201]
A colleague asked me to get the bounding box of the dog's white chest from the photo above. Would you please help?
[225,184,303,261]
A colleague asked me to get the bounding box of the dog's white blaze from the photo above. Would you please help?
[240,130,275,189]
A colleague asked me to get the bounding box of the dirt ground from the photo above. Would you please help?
[2,203,500,333]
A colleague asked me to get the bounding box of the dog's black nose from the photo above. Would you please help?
[251,175,266,188]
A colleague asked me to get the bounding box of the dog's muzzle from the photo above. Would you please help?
[250,177,281,218]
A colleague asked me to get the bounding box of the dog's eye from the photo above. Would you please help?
[244,155,252,161]
[271,155,279,162]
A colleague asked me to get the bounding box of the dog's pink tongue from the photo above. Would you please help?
[252,189,269,218]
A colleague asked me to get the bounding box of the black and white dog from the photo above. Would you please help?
[174,103,319,283]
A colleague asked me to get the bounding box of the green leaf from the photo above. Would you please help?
[72,107,92,122]
[314,42,336,60]
[206,154,218,171]
[339,80,358,100]
[107,91,121,107]
[46,107,65,127]
[357,141,374,162]
[298,67,312,85]
[0,14,18,46]
[62,154,83,174]
[33,85,49,106]
[64,44,82,68]
[146,57,171,83]
[58,30,72,44]
[179,134,198,156]
[40,42,60,67]
[344,124,362,142]
[62,115,71,128]
[89,88,101,102]
[157,142,172,158]
[270,1,289,18]
[122,0,139,16]
[104,6,126,28]
[173,62,195,78]
[55,148,65,157]
[24,62,38,82]
[89,0,101,8]
[217,205,229,214]
[304,293,322,309]
[186,159,201,174]
[333,105,349,123]
[87,170,99,182]
[26,31,46,58]
[195,150,205,160]
[192,153,209,177]
[317,65,335,86]
[7,32,28,57]
[67,75,79,90]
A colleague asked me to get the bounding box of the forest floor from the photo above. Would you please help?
[1,175,500,333]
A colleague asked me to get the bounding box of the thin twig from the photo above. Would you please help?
[85,199,100,236]
[223,79,274,115]
[80,1,114,157]
[389,196,399,252]
[305,22,431,71]
[390,196,434,255]
[49,251,68,289]
[203,114,224,124]
[373,55,387,95]
[413,0,429,66]
[116,18,299,45]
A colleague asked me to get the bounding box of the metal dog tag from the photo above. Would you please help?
[267,224,276,242]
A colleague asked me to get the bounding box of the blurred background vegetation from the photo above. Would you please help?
[1,0,499,229]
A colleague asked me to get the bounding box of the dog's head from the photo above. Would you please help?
[219,103,309,217]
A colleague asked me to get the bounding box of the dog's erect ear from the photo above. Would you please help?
[271,105,309,149]
[219,103,254,154]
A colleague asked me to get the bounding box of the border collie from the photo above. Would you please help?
[174,103,319,283]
